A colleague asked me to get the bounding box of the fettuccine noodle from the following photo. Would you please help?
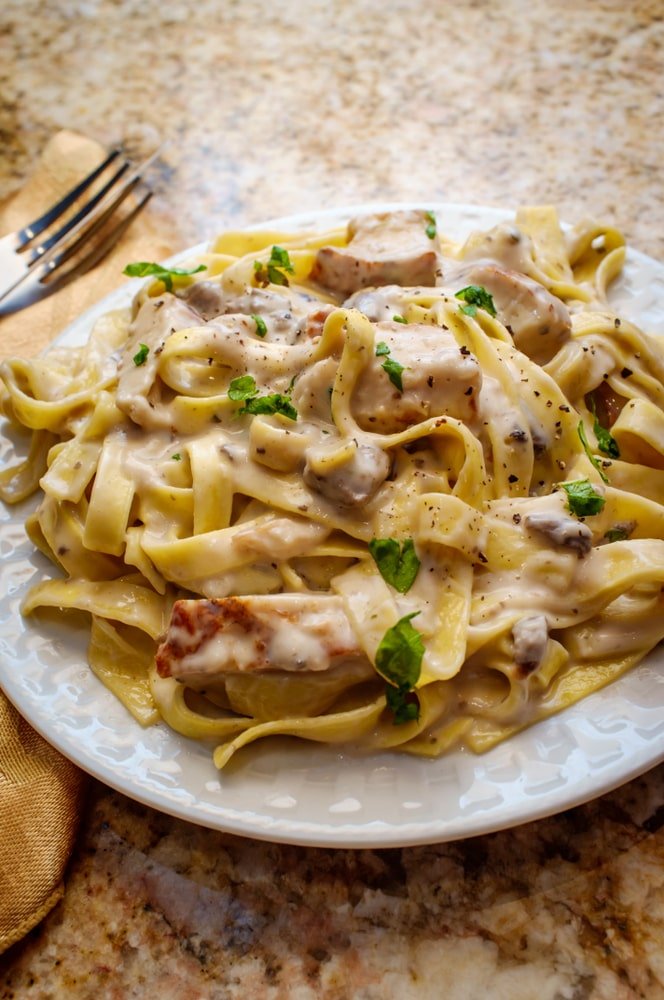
[2,205,663,769]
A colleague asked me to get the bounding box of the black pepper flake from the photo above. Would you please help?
[460,346,471,356]
[508,474,519,483]
[427,375,434,388]
[559,405,570,412]
[614,318,621,328]
[464,387,473,396]
[621,367,633,379]
[546,400,553,407]
[509,428,528,442]
[512,513,522,524]
[534,390,540,397]
[477,552,488,564]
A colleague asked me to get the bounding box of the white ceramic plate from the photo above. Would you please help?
[2,202,664,849]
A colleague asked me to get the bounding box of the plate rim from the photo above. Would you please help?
[1,199,664,848]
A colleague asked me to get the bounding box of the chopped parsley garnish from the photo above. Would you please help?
[228,375,258,401]
[241,394,298,420]
[253,246,295,287]
[385,685,420,725]
[375,613,424,725]
[455,284,497,318]
[369,538,420,594]
[252,314,268,338]
[171,453,182,461]
[589,398,620,458]
[424,210,437,240]
[375,341,405,392]
[133,343,149,366]
[604,526,630,543]
[123,261,207,291]
[393,314,408,324]
[227,374,297,421]
[382,356,406,392]
[560,478,606,517]
[577,420,609,483]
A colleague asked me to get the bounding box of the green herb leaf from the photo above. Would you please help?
[385,684,421,725]
[382,355,405,392]
[455,284,497,318]
[376,613,424,725]
[133,343,149,366]
[392,314,408,324]
[252,314,268,338]
[253,246,295,287]
[589,398,620,458]
[375,613,424,690]
[368,538,421,594]
[560,478,606,517]
[228,375,258,401]
[171,453,182,461]
[577,420,609,484]
[424,210,437,241]
[375,341,391,357]
[123,261,207,292]
[241,393,298,421]
[227,373,298,420]
[604,526,630,543]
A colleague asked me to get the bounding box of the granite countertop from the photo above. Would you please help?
[2,0,664,996]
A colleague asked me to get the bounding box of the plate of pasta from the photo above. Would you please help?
[1,201,664,848]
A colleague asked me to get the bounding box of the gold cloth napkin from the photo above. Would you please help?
[0,130,176,954]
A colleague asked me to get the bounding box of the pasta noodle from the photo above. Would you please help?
[2,205,663,770]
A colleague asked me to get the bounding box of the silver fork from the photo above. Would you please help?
[0,146,157,313]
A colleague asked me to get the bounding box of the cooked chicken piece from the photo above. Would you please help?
[303,438,390,508]
[311,211,439,297]
[453,262,571,364]
[290,358,337,421]
[461,223,536,275]
[181,280,227,320]
[344,284,412,321]
[117,295,202,429]
[156,594,365,682]
[353,320,482,434]
[512,614,549,675]
[296,304,337,340]
[525,512,593,555]
[183,282,327,343]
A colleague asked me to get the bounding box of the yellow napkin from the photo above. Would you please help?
[0,130,176,953]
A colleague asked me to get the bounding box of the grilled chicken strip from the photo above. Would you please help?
[452,262,571,364]
[117,295,202,429]
[183,282,331,343]
[156,594,366,684]
[311,211,439,297]
[353,320,482,433]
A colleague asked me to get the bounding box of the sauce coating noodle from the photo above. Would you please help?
[2,205,663,770]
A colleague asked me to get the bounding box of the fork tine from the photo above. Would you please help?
[17,147,123,247]
[0,188,154,315]
[30,159,130,260]
[44,187,154,292]
[44,176,148,273]
[0,147,161,305]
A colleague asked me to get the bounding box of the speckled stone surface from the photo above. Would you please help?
[2,0,664,996]
[2,0,664,259]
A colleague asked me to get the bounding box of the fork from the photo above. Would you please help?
[0,146,157,312]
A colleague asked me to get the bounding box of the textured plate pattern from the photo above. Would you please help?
[1,203,663,848]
